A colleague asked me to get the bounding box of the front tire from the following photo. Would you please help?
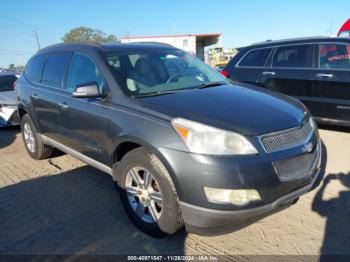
[21,114,53,160]
[115,147,184,237]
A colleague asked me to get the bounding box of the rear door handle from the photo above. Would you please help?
[316,73,334,78]
[262,71,276,76]
[58,102,68,109]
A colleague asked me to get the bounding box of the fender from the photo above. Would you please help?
[111,135,182,196]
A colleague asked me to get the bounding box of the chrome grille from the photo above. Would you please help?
[273,148,318,181]
[260,120,313,152]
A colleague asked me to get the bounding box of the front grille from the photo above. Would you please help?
[273,148,318,181]
[260,120,313,152]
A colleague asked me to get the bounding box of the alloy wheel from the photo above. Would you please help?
[23,123,35,153]
[125,167,163,223]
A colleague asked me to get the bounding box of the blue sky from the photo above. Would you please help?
[0,0,349,67]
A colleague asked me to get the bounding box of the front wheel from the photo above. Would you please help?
[115,148,184,237]
[21,114,53,160]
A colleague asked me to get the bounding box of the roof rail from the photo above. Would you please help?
[251,36,330,46]
[127,41,174,47]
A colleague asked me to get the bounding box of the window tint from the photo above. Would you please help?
[24,55,46,83]
[0,75,17,92]
[67,54,104,93]
[272,44,311,68]
[319,43,350,70]
[41,53,71,88]
[239,48,272,67]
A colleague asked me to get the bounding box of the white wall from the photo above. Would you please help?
[121,35,197,55]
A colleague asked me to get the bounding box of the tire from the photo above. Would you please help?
[21,114,53,160]
[115,147,184,237]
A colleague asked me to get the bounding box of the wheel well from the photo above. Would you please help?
[114,142,141,163]
[18,108,27,121]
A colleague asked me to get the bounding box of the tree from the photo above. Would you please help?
[62,26,119,44]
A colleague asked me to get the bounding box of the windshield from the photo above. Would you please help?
[105,48,228,97]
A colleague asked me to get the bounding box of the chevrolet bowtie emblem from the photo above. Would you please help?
[302,142,314,153]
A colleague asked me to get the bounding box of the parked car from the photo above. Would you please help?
[0,72,19,127]
[222,37,350,127]
[16,43,324,237]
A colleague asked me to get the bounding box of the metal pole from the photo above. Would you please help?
[34,29,40,50]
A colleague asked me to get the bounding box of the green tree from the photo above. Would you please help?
[62,26,119,43]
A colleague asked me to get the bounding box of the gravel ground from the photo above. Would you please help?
[0,125,349,259]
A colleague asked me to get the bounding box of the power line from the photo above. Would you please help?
[0,51,25,56]
[0,30,36,41]
[0,16,60,41]
[0,24,35,36]
[0,18,34,31]
[0,48,34,55]
[0,15,35,30]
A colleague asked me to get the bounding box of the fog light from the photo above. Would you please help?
[204,187,261,206]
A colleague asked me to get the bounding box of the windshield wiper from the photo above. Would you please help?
[196,81,229,89]
[133,90,182,98]
[133,81,229,98]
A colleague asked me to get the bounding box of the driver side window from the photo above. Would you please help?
[67,53,104,93]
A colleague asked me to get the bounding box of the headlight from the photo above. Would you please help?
[171,118,257,155]
[310,117,317,130]
[204,187,261,206]
[309,117,319,136]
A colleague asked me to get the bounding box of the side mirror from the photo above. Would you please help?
[72,82,104,98]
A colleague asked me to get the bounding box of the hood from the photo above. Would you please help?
[0,91,17,105]
[139,84,307,136]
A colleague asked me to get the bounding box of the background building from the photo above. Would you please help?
[121,33,221,62]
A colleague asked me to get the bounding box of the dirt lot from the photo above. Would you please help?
[0,125,349,258]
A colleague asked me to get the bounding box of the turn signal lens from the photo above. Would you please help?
[172,124,190,140]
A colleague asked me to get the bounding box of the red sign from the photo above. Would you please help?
[338,19,350,37]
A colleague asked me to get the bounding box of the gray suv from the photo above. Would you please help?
[16,43,324,237]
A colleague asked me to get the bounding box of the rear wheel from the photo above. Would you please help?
[21,114,53,160]
[116,147,184,237]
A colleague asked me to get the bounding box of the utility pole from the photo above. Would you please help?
[34,28,40,50]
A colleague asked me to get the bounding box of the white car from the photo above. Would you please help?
[0,72,19,127]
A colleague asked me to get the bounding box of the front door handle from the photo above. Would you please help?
[316,73,334,78]
[262,71,276,76]
[58,102,68,110]
[31,94,39,100]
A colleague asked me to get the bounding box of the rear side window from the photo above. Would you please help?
[319,43,350,70]
[24,55,46,83]
[0,75,17,92]
[41,53,71,88]
[67,53,104,93]
[272,44,312,68]
[238,48,272,67]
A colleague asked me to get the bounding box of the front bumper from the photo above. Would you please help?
[180,156,323,233]
[158,133,325,233]
[0,105,19,127]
